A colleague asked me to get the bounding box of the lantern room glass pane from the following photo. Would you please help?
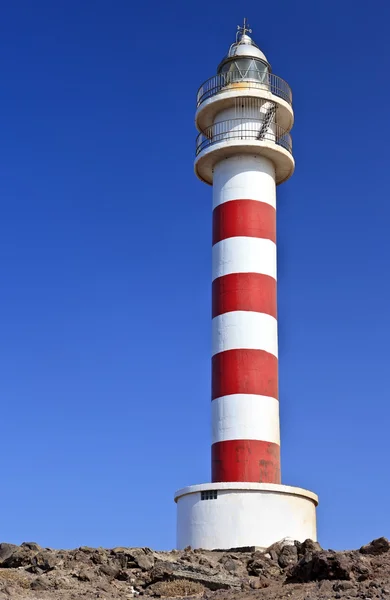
[219,58,269,84]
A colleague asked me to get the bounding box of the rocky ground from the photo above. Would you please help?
[0,537,389,600]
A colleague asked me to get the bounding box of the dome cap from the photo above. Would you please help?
[217,19,270,72]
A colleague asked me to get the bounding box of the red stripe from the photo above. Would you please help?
[212,273,277,318]
[212,440,281,483]
[212,349,278,400]
[212,200,276,245]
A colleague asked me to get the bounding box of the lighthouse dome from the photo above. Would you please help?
[226,33,268,63]
[217,29,270,79]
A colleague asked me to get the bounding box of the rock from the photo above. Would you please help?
[111,551,128,569]
[116,569,131,581]
[21,542,41,551]
[91,551,107,565]
[247,552,281,577]
[218,555,242,574]
[30,550,58,571]
[222,558,239,573]
[171,569,240,591]
[131,549,155,571]
[249,576,270,589]
[266,538,295,563]
[181,552,195,563]
[0,544,32,568]
[99,563,120,579]
[334,581,355,591]
[149,561,174,583]
[31,576,50,590]
[148,569,235,594]
[198,557,215,569]
[360,538,390,556]
[77,568,94,582]
[110,548,155,571]
[287,551,352,582]
[79,546,95,553]
[0,544,19,567]
[97,581,113,593]
[278,545,299,568]
[53,575,72,589]
[0,540,387,600]
[296,539,323,559]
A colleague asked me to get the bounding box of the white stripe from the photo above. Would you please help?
[212,394,280,445]
[213,155,276,210]
[212,237,276,282]
[212,311,278,357]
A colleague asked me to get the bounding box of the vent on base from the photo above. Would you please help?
[201,490,218,500]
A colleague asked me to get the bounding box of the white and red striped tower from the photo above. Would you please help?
[175,21,318,550]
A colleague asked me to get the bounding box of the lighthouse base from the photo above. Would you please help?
[174,482,318,550]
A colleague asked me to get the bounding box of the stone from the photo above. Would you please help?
[30,550,58,571]
[31,576,50,590]
[334,581,355,591]
[77,568,94,582]
[148,561,174,583]
[199,557,215,569]
[97,581,113,593]
[360,538,390,556]
[112,547,129,554]
[249,577,270,589]
[53,575,72,589]
[0,545,19,567]
[99,563,120,579]
[110,548,155,571]
[247,552,281,578]
[296,539,323,559]
[170,569,240,591]
[218,555,242,574]
[287,551,352,582]
[116,569,131,581]
[131,550,155,571]
[278,545,299,568]
[21,542,41,551]
[222,558,239,573]
[111,551,128,570]
[353,559,371,582]
[0,545,32,568]
[181,552,195,563]
[79,546,95,553]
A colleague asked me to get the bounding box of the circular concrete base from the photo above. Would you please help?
[174,482,318,550]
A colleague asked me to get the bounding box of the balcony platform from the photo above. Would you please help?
[195,137,295,186]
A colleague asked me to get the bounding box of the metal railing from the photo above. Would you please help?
[195,118,292,156]
[196,71,292,107]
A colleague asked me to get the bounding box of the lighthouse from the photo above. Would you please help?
[174,21,318,550]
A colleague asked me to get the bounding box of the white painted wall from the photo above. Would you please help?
[212,155,276,208]
[212,311,278,356]
[176,484,318,550]
[212,237,277,280]
[212,102,276,146]
[211,394,280,445]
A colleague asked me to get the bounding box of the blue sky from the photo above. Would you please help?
[0,0,389,551]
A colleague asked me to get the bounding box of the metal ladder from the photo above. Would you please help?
[256,104,276,140]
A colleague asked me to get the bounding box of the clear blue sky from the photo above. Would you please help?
[0,0,389,551]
